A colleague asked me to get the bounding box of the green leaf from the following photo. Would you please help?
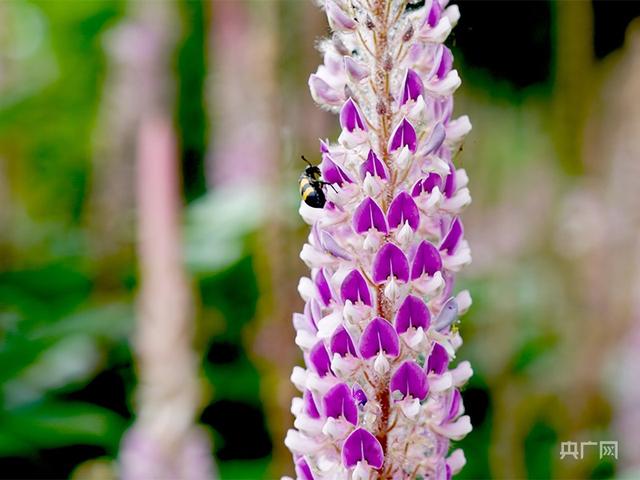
[184,188,267,274]
[31,303,133,341]
[0,401,127,455]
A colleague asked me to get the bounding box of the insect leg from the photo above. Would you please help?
[319,181,338,193]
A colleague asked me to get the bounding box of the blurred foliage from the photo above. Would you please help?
[176,0,208,202]
[1,0,640,479]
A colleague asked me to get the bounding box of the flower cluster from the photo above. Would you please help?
[286,0,473,478]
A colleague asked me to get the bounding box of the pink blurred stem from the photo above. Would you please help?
[119,117,215,480]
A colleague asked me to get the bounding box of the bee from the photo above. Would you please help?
[299,155,335,208]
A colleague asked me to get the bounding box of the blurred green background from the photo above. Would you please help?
[1,0,640,479]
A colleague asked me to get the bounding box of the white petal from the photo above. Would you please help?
[295,329,318,350]
[322,417,352,439]
[446,116,472,149]
[306,372,338,394]
[374,352,390,375]
[429,372,453,392]
[421,17,452,43]
[297,276,316,302]
[330,266,351,293]
[443,188,472,212]
[363,173,382,197]
[309,73,343,107]
[293,312,314,333]
[299,201,325,225]
[414,270,444,297]
[435,415,472,440]
[331,353,359,377]
[363,230,381,252]
[425,186,442,209]
[291,397,303,416]
[396,221,414,247]
[317,311,343,339]
[455,290,472,314]
[295,414,324,435]
[444,5,460,27]
[339,129,368,148]
[352,461,372,480]
[447,448,467,474]
[429,157,451,176]
[396,145,412,169]
[290,366,308,391]
[317,455,343,476]
[409,95,426,119]
[285,429,323,455]
[344,56,370,82]
[399,397,421,418]
[454,168,469,189]
[404,327,425,349]
[451,360,473,386]
[427,70,461,97]
[442,243,472,271]
[384,277,403,303]
[300,243,332,268]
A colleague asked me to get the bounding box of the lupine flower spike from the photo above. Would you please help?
[287,0,473,478]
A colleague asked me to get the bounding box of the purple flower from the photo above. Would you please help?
[412,172,444,197]
[340,98,366,132]
[345,57,369,82]
[352,385,367,406]
[342,428,384,469]
[359,317,400,359]
[340,269,372,305]
[395,295,431,333]
[445,389,462,422]
[324,383,358,425]
[436,46,454,79]
[309,74,342,105]
[426,342,449,375]
[295,457,315,480]
[319,229,351,260]
[433,297,458,331]
[411,241,443,279]
[353,197,388,234]
[288,0,473,475]
[443,163,457,198]
[440,217,463,254]
[360,150,387,180]
[321,154,353,185]
[372,243,410,283]
[314,268,332,306]
[423,172,443,193]
[423,122,447,156]
[309,341,332,377]
[304,390,321,419]
[304,299,321,331]
[401,69,424,105]
[425,0,443,28]
[387,191,420,231]
[330,325,357,357]
[390,361,429,400]
[326,0,357,32]
[389,118,417,153]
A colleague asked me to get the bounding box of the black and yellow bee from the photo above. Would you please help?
[299,156,335,208]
